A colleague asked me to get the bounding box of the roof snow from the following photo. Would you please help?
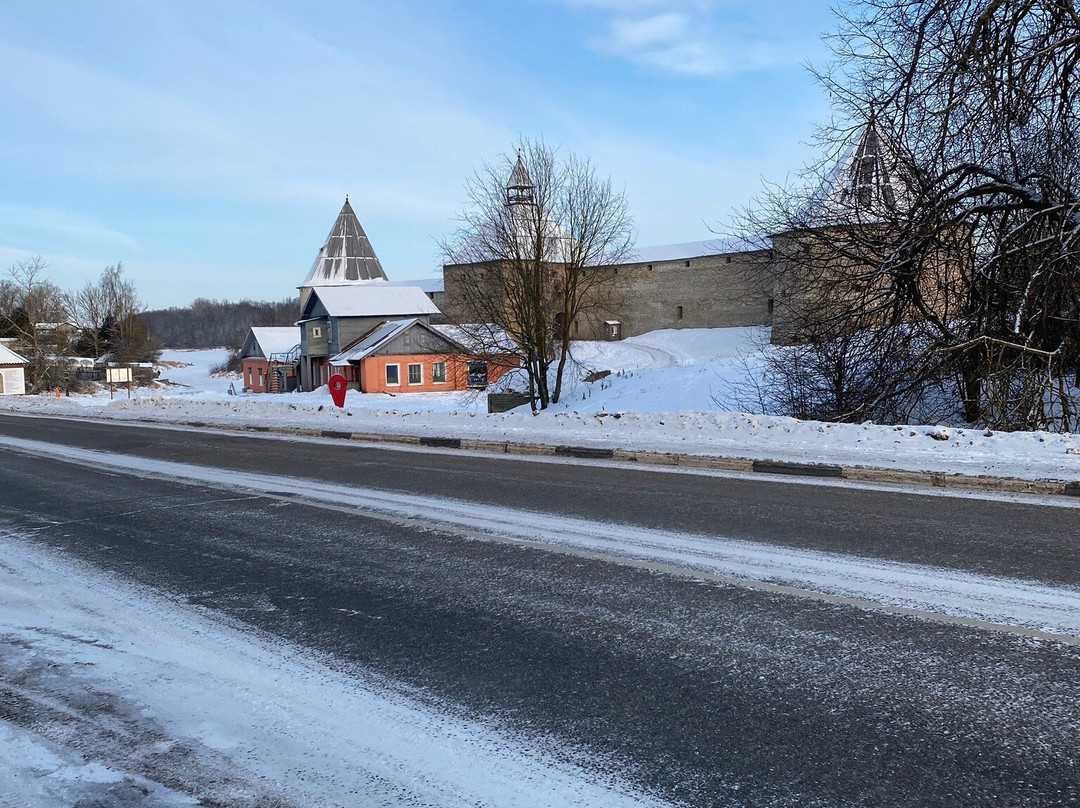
[0,345,28,365]
[301,198,388,286]
[432,323,516,354]
[801,118,915,225]
[310,283,441,318]
[387,277,444,294]
[625,238,763,264]
[250,327,300,357]
[329,319,465,365]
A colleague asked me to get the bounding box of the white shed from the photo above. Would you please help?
[0,344,28,395]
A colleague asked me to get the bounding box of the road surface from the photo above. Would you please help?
[1,413,1078,806]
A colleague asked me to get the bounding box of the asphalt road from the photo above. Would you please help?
[2,413,1079,806]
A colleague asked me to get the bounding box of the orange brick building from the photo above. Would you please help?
[329,318,516,394]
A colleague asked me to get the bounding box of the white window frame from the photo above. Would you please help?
[432,361,447,384]
[385,363,400,386]
[407,363,423,385]
[311,326,323,339]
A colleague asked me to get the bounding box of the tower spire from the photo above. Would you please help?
[301,199,387,285]
[506,152,534,207]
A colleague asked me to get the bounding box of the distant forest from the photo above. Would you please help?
[142,297,298,348]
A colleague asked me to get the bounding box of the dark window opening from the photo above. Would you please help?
[767,298,775,316]
[467,361,489,389]
[677,305,684,320]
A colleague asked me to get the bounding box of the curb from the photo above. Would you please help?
[261,421,1080,497]
[29,411,1080,499]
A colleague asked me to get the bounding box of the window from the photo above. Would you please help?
[408,363,422,385]
[385,364,400,385]
[684,260,690,267]
[677,305,684,320]
[311,326,322,339]
[767,298,775,316]
[432,362,447,383]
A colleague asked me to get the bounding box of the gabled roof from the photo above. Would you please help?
[0,344,27,365]
[329,318,466,364]
[432,323,516,353]
[801,117,915,225]
[301,198,388,286]
[306,282,442,319]
[248,327,300,358]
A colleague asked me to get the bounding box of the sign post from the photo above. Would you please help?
[328,373,347,408]
[106,367,132,401]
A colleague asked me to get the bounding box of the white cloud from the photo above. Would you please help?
[0,204,139,251]
[605,12,689,48]
[562,0,815,77]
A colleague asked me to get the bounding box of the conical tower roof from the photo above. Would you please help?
[801,117,915,225]
[301,198,388,286]
[506,153,535,207]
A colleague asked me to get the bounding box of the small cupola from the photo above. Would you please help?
[505,152,535,207]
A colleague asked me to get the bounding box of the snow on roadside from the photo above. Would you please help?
[3,332,1079,482]
[5,393,1079,482]
[9,435,1080,640]
[0,532,668,808]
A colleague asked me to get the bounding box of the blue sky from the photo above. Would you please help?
[0,0,838,309]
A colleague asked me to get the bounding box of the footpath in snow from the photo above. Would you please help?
[3,334,1080,483]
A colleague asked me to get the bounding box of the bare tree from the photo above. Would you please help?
[0,256,72,392]
[442,137,634,409]
[70,263,159,364]
[744,0,1080,430]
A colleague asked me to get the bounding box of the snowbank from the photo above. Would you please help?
[3,332,1079,483]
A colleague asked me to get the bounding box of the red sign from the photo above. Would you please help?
[328,373,347,408]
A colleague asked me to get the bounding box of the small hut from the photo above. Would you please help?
[0,344,28,395]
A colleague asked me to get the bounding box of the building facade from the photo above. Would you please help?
[442,119,923,347]
[240,327,300,393]
[0,344,27,395]
[327,318,516,394]
[295,199,442,391]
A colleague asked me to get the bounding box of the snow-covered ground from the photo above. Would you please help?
[0,532,665,808]
[11,434,1080,640]
[4,334,1080,804]
[4,331,1079,482]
